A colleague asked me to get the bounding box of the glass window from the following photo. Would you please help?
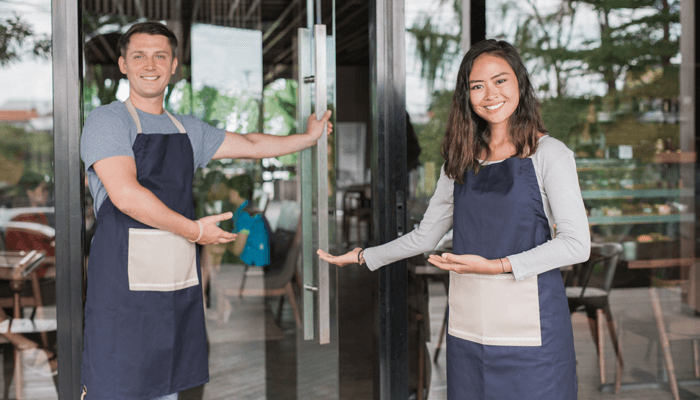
[0,0,58,397]
[486,1,684,271]
[484,0,696,395]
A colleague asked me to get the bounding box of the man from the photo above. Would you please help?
[80,21,331,400]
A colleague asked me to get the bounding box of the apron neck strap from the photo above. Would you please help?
[124,98,187,134]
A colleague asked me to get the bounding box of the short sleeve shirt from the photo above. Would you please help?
[80,101,226,214]
[233,211,253,235]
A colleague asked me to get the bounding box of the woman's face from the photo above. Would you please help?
[468,54,520,130]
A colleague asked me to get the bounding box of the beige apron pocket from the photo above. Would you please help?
[127,228,199,291]
[448,272,541,346]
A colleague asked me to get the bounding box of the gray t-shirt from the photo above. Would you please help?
[81,101,226,214]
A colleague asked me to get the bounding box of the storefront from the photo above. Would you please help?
[0,0,697,398]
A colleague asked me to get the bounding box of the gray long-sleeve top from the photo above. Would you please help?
[363,135,591,281]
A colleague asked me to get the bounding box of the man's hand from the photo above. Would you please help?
[195,212,238,245]
[213,110,333,160]
[305,110,333,141]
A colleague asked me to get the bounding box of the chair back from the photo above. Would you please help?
[578,242,623,297]
[263,200,301,290]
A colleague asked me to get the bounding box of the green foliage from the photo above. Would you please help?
[570,0,679,93]
[264,79,298,166]
[540,97,591,144]
[0,123,53,183]
[187,79,303,217]
[416,90,452,169]
[407,0,462,92]
[0,123,28,160]
[0,14,51,67]
[510,1,583,98]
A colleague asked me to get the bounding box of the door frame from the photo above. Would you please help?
[369,0,409,398]
[52,0,85,396]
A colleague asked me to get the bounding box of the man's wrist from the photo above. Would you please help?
[188,220,203,243]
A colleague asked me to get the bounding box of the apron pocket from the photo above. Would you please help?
[127,228,199,291]
[448,272,541,346]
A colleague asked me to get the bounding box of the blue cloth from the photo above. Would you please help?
[447,158,577,399]
[81,114,209,399]
[232,200,271,267]
[81,101,225,214]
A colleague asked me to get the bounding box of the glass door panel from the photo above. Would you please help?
[80,0,338,398]
[0,0,57,397]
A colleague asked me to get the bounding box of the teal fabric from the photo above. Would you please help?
[232,201,270,267]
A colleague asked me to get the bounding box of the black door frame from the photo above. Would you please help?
[369,0,485,398]
[52,0,85,396]
[369,0,409,397]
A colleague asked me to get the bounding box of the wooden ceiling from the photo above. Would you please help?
[83,0,370,84]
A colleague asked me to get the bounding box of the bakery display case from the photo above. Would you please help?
[577,155,695,270]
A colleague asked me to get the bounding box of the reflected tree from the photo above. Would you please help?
[0,14,51,67]
[407,0,462,93]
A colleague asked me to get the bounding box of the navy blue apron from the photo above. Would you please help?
[81,99,209,399]
[446,157,577,399]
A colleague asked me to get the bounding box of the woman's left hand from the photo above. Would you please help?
[427,253,506,275]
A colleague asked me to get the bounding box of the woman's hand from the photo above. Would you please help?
[427,253,509,275]
[317,247,362,267]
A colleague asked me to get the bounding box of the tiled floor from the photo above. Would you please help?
[3,268,700,399]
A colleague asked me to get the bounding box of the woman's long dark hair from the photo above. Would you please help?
[441,39,546,183]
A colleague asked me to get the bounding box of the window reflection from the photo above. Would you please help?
[487,0,683,271]
[406,1,692,397]
[0,0,57,397]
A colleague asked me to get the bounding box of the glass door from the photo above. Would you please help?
[80,0,338,398]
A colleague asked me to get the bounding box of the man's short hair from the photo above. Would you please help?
[118,21,178,58]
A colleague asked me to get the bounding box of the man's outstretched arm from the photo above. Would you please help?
[212,111,332,160]
[93,156,237,245]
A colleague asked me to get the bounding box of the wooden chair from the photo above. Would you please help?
[648,287,700,400]
[0,250,56,400]
[566,242,624,390]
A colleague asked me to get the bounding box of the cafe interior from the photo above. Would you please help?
[0,0,699,399]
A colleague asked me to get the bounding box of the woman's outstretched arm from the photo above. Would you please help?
[320,165,454,269]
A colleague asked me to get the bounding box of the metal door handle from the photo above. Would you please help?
[314,24,330,345]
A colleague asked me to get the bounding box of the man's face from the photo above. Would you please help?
[118,33,178,103]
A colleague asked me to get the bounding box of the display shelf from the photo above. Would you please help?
[587,213,694,225]
[653,152,696,164]
[627,258,697,269]
[581,188,693,200]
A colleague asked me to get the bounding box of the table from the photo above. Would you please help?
[0,250,53,400]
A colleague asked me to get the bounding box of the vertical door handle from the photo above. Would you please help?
[297,27,315,341]
[314,24,330,345]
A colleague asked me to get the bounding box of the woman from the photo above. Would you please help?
[318,39,590,399]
